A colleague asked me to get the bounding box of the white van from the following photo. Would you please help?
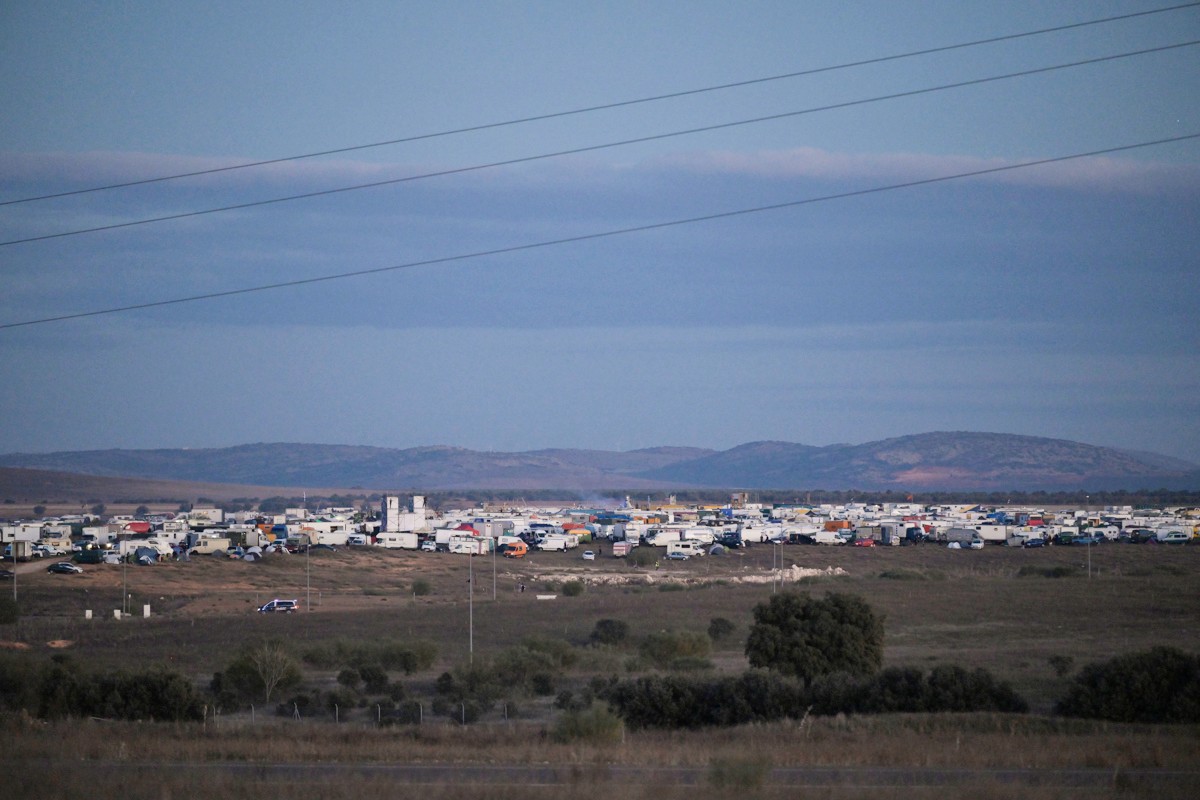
[666,540,705,558]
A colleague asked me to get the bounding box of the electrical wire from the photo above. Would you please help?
[2,132,1195,331]
[3,38,1195,248]
[1,1,1196,208]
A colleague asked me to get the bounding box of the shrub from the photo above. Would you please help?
[640,631,712,669]
[223,640,303,705]
[411,579,431,596]
[1056,646,1200,723]
[325,687,357,716]
[552,704,624,743]
[745,592,884,685]
[627,548,657,567]
[359,663,389,694]
[562,580,584,597]
[590,619,629,646]
[337,668,361,689]
[707,617,735,642]
[301,638,436,674]
[878,569,926,581]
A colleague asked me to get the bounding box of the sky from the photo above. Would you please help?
[1,1,1198,462]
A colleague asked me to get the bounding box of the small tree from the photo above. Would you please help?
[745,592,884,685]
[590,619,629,646]
[225,640,303,704]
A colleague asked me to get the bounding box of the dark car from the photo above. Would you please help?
[257,598,298,613]
[0,568,14,580]
[1022,537,1046,548]
[47,561,83,574]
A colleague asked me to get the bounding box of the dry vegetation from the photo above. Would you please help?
[4,540,1200,796]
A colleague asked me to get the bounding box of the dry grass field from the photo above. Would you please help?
[4,540,1199,797]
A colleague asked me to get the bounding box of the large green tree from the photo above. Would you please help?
[745,592,884,685]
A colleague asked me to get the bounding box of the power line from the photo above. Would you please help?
[3,132,1195,331]
[3,38,1195,249]
[1,1,1196,208]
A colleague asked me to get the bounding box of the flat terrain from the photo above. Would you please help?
[6,540,1199,711]
[5,540,1199,799]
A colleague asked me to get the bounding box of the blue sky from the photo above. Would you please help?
[1,1,1198,462]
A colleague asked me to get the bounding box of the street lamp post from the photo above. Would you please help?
[121,533,128,615]
[468,551,474,664]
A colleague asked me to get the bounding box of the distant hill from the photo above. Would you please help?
[639,433,1200,490]
[0,434,1195,491]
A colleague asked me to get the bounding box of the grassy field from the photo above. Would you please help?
[4,540,1199,797]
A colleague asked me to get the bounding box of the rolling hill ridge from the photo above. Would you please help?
[0,433,1196,491]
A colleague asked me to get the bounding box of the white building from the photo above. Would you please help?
[382,495,427,533]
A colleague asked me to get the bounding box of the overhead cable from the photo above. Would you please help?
[2,38,1196,248]
[1,1,1196,208]
[2,132,1196,331]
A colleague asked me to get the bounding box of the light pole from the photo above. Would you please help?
[306,535,311,612]
[121,533,128,615]
[468,550,474,664]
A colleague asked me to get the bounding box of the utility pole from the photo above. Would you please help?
[468,552,474,664]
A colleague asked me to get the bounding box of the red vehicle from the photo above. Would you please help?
[851,538,877,547]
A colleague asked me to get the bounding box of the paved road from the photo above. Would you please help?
[28,761,1198,790]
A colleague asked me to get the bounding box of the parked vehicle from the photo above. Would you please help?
[665,551,690,561]
[420,539,437,552]
[500,541,527,559]
[1022,537,1046,548]
[47,561,83,574]
[582,550,595,561]
[851,538,876,548]
[666,540,704,558]
[257,598,298,613]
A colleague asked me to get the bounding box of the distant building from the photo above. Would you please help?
[382,495,426,533]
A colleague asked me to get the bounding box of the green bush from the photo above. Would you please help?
[411,579,431,596]
[639,631,712,669]
[301,638,436,674]
[745,592,884,685]
[562,580,584,597]
[1056,646,1200,723]
[627,548,658,567]
[590,619,629,646]
[359,663,389,694]
[551,704,624,743]
[25,655,205,721]
[707,617,735,642]
[1017,565,1079,579]
[605,664,1027,729]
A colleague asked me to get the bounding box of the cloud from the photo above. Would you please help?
[650,146,1200,193]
